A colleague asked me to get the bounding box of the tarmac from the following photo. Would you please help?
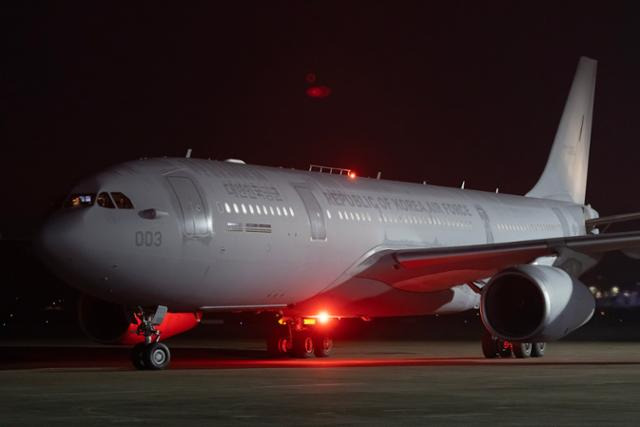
[2,340,640,425]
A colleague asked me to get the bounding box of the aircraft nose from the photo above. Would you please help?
[36,211,87,267]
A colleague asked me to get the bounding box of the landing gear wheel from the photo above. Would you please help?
[513,342,532,358]
[481,331,499,358]
[313,335,333,358]
[481,331,513,358]
[531,342,546,358]
[481,331,498,358]
[266,326,290,357]
[292,332,314,358]
[131,343,148,370]
[143,342,171,370]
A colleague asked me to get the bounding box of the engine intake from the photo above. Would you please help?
[480,265,594,342]
[78,294,200,344]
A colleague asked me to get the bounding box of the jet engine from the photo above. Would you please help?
[480,265,594,342]
[77,294,200,344]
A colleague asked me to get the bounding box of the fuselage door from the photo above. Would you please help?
[167,176,209,237]
[293,184,326,241]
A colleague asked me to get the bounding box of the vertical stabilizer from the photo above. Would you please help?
[526,57,597,205]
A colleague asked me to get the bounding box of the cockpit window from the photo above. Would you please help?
[111,192,134,209]
[97,192,115,209]
[64,193,96,208]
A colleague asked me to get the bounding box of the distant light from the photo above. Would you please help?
[348,171,356,179]
[306,85,332,99]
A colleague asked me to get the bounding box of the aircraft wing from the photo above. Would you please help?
[355,230,640,292]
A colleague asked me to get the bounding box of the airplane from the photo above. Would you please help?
[37,56,640,369]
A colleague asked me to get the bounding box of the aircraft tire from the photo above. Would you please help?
[143,342,171,370]
[513,342,533,358]
[312,335,333,358]
[266,325,290,357]
[292,332,314,358]
[131,343,148,370]
[531,342,546,358]
[481,331,499,358]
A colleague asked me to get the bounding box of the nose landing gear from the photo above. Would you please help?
[130,306,171,370]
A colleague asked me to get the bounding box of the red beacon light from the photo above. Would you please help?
[348,171,356,179]
[303,311,334,326]
[317,311,330,325]
[306,85,332,99]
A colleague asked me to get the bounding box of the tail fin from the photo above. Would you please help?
[526,57,597,205]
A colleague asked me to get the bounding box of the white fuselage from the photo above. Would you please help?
[39,158,587,317]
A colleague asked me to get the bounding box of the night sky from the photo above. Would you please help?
[4,2,640,237]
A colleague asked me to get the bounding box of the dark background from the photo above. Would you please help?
[3,2,640,340]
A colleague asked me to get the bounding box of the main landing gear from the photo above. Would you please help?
[481,330,546,359]
[266,317,334,359]
[130,305,171,370]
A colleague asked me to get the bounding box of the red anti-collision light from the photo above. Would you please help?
[306,85,332,99]
[317,311,330,324]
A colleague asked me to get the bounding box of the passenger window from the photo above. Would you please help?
[64,193,96,208]
[97,192,115,209]
[111,192,134,209]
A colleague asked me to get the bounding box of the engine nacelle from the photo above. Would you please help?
[480,265,595,342]
[78,294,200,344]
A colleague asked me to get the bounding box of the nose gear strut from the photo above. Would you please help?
[131,305,171,370]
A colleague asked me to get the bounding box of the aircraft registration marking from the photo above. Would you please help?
[135,231,162,247]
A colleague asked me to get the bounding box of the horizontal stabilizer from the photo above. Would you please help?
[586,212,640,232]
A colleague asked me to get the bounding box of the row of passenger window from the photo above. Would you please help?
[496,223,559,232]
[218,202,295,218]
[217,201,562,234]
[218,201,472,229]
[330,209,472,228]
